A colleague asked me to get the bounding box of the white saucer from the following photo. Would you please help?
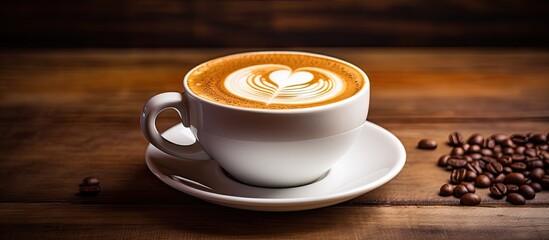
[145,121,406,211]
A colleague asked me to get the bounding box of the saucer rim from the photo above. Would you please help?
[145,121,406,207]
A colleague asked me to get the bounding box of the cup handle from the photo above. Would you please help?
[140,92,210,160]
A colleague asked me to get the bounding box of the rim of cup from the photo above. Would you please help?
[182,51,370,114]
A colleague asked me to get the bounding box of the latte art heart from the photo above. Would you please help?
[224,64,345,105]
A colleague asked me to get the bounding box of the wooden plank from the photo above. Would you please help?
[0,121,547,205]
[1,1,548,47]
[0,49,547,120]
[0,204,548,239]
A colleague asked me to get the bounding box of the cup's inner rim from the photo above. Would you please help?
[182,51,370,114]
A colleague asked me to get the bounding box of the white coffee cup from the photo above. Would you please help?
[141,51,370,187]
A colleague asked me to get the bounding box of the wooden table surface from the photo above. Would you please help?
[1,48,548,239]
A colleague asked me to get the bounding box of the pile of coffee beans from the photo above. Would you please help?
[436,132,548,205]
[79,176,101,196]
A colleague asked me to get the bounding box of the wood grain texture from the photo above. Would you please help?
[1,204,549,240]
[1,1,548,48]
[0,48,548,239]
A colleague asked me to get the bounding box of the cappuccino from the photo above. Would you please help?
[186,52,364,109]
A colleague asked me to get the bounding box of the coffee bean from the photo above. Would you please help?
[460,193,481,206]
[530,182,543,192]
[515,146,526,155]
[478,160,486,169]
[448,132,464,146]
[491,134,508,144]
[525,148,538,158]
[481,172,495,181]
[475,175,492,188]
[464,170,478,182]
[437,154,450,167]
[465,162,483,174]
[501,139,516,148]
[480,148,493,157]
[468,145,481,153]
[526,158,543,169]
[469,153,482,160]
[511,154,526,162]
[519,185,536,200]
[450,168,467,184]
[486,161,503,174]
[468,134,484,146]
[538,145,549,151]
[510,162,527,172]
[503,166,513,174]
[80,177,100,186]
[448,158,467,168]
[493,145,502,153]
[451,147,465,156]
[453,184,469,198]
[418,139,437,149]
[530,133,548,144]
[524,178,532,185]
[526,142,535,148]
[504,173,525,185]
[498,155,513,166]
[439,183,455,196]
[79,185,101,196]
[494,173,506,183]
[530,168,545,181]
[506,193,526,205]
[510,134,528,145]
[490,183,507,199]
[506,184,519,193]
[462,144,471,152]
[460,182,476,193]
[502,147,514,155]
[484,138,496,149]
[522,171,531,177]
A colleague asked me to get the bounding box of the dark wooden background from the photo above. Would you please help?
[1,0,548,48]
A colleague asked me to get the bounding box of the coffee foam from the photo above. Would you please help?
[186,52,364,109]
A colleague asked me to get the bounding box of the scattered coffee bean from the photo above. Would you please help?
[510,134,529,145]
[506,184,519,193]
[78,176,101,196]
[460,182,476,193]
[437,155,451,167]
[530,168,545,181]
[489,183,507,199]
[468,134,484,146]
[418,139,437,149]
[491,134,508,144]
[498,155,513,166]
[439,184,455,196]
[460,193,481,206]
[494,173,506,184]
[484,138,496,149]
[468,145,481,153]
[453,184,469,198]
[486,161,503,174]
[447,158,467,168]
[506,193,526,205]
[519,185,536,200]
[464,170,478,182]
[530,133,548,145]
[433,132,548,206]
[451,147,465,156]
[450,168,467,184]
[504,173,525,185]
[448,132,464,146]
[475,175,492,188]
[80,177,100,186]
[530,182,543,192]
[510,162,527,172]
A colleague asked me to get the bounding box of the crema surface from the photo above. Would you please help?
[186,52,364,109]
